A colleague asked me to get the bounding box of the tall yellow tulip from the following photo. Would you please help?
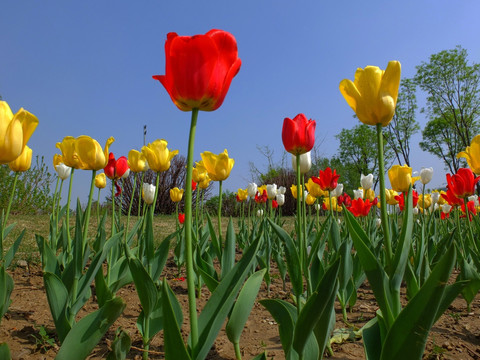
[339,61,401,127]
[56,136,82,169]
[306,193,316,206]
[388,164,419,193]
[128,149,147,173]
[142,139,178,172]
[236,188,248,202]
[290,184,303,199]
[8,145,32,172]
[76,136,115,171]
[200,149,234,181]
[0,101,39,164]
[457,134,480,175]
[170,187,184,202]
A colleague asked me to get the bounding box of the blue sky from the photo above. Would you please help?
[2,1,480,204]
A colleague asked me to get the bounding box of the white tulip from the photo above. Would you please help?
[431,192,440,204]
[413,207,419,215]
[353,188,364,200]
[291,151,312,174]
[142,183,156,205]
[434,203,439,211]
[276,194,285,206]
[331,183,343,198]
[315,203,321,211]
[442,204,452,214]
[247,183,257,198]
[420,167,434,185]
[277,186,286,195]
[266,184,278,199]
[360,173,374,190]
[256,209,264,217]
[468,194,479,207]
[55,163,72,180]
[375,218,382,227]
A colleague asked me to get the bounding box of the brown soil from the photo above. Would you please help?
[2,262,480,360]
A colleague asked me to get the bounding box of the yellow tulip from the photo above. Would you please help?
[8,145,32,172]
[53,154,63,168]
[388,164,419,193]
[95,173,107,189]
[306,193,316,206]
[142,139,178,172]
[237,188,248,202]
[323,197,342,212]
[290,184,303,199]
[199,177,211,189]
[0,101,39,164]
[128,149,147,173]
[457,134,480,175]
[193,161,208,183]
[170,187,184,202]
[418,194,432,211]
[56,136,82,169]
[257,185,267,195]
[435,190,447,206]
[306,177,327,198]
[76,136,115,171]
[339,61,401,127]
[200,149,234,181]
[364,188,376,202]
[385,189,399,205]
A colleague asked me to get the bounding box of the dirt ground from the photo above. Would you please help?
[2,261,480,360]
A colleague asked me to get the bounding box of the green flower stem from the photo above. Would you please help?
[52,177,60,221]
[111,181,116,238]
[83,170,97,247]
[66,168,75,252]
[218,180,223,248]
[464,198,478,253]
[56,179,65,231]
[185,108,199,352]
[3,172,19,230]
[234,342,242,360]
[295,154,303,314]
[96,188,101,226]
[376,123,392,267]
[139,172,145,217]
[126,175,137,243]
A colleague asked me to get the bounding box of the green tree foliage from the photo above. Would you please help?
[384,78,420,166]
[415,46,480,171]
[0,156,54,214]
[335,124,394,192]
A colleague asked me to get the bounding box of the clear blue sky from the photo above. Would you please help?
[2,1,480,204]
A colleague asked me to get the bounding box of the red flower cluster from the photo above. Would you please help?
[460,201,477,221]
[312,167,340,192]
[337,193,352,207]
[255,190,268,204]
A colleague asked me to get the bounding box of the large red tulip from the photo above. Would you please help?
[445,168,479,199]
[104,153,129,180]
[312,167,340,192]
[347,198,373,217]
[282,114,316,155]
[153,29,242,112]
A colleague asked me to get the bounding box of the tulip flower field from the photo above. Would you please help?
[2,29,480,360]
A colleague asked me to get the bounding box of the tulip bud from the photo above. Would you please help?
[247,182,257,198]
[95,173,107,189]
[375,218,382,227]
[315,203,321,211]
[143,183,156,205]
[442,204,452,214]
[420,167,433,185]
[266,184,278,199]
[256,209,264,217]
[291,151,312,174]
[360,173,374,190]
[276,194,285,206]
[55,163,72,180]
[413,207,419,215]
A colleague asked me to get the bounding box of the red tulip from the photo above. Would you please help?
[461,200,477,221]
[272,199,278,209]
[178,213,185,224]
[445,168,479,199]
[192,180,197,191]
[104,153,129,180]
[312,167,340,192]
[347,198,373,217]
[153,30,241,112]
[337,193,352,207]
[394,190,419,211]
[255,190,268,204]
[282,114,316,155]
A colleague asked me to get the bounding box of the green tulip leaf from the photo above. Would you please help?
[226,269,266,345]
[380,244,456,360]
[0,342,11,360]
[106,328,131,360]
[221,218,236,278]
[259,299,296,353]
[56,297,125,360]
[3,229,24,268]
[43,272,71,342]
[0,267,14,321]
[128,257,157,317]
[361,317,381,360]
